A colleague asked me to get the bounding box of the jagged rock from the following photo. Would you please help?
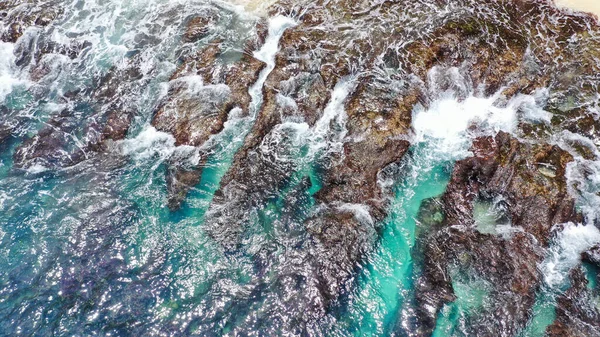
[182,15,213,43]
[152,27,267,209]
[13,57,143,170]
[412,132,580,336]
[546,267,600,337]
[583,245,600,265]
[0,1,63,43]
[184,0,600,333]
[201,2,417,332]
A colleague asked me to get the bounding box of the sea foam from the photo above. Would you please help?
[541,222,600,288]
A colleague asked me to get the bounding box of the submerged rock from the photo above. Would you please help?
[13,57,143,170]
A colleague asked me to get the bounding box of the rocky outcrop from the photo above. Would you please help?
[13,57,143,170]
[412,132,580,336]
[151,18,267,209]
[201,1,418,332]
[4,0,600,334]
[546,265,600,337]
[182,15,214,43]
[183,0,600,333]
[0,1,63,43]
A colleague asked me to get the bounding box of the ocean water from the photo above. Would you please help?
[1,0,600,336]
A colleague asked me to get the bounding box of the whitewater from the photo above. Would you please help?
[1,0,600,336]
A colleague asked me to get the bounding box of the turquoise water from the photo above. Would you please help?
[2,0,600,336]
[339,143,453,336]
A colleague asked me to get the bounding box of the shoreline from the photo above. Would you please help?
[554,0,600,18]
[223,0,278,15]
[224,0,600,19]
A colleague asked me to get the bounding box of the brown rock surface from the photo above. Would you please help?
[151,26,267,208]
[546,266,600,337]
[0,1,63,43]
[413,132,580,336]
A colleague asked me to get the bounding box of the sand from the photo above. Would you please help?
[223,0,278,15]
[225,0,599,18]
[554,0,600,18]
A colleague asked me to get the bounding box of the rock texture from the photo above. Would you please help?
[2,0,600,335]
[13,57,143,170]
[151,16,267,209]
[201,3,416,330]
[190,0,600,333]
[0,1,63,43]
[546,265,600,337]
[413,132,580,336]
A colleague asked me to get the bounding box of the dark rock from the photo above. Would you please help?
[201,1,416,331]
[0,1,63,43]
[583,245,600,265]
[5,22,23,43]
[412,132,580,336]
[152,27,266,209]
[546,267,600,337]
[182,15,213,43]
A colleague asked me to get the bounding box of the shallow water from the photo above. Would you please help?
[1,0,600,336]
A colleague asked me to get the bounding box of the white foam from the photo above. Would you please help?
[120,126,175,159]
[253,16,297,66]
[258,77,355,165]
[412,92,518,158]
[247,16,297,117]
[337,203,375,225]
[513,89,552,124]
[541,222,600,287]
[411,67,555,160]
[0,42,28,102]
[566,159,600,224]
[196,16,296,161]
[120,126,196,163]
[275,93,298,110]
[258,121,309,163]
[26,164,50,174]
[307,77,355,157]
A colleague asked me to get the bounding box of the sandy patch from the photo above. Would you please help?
[554,0,600,18]
[222,0,279,15]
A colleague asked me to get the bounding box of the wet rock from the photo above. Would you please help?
[26,39,93,80]
[0,126,11,146]
[0,1,63,43]
[152,30,266,209]
[304,208,378,302]
[182,15,213,43]
[315,79,415,219]
[202,1,416,331]
[583,245,600,265]
[412,132,580,336]
[13,57,143,170]
[546,267,600,337]
[157,0,600,333]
